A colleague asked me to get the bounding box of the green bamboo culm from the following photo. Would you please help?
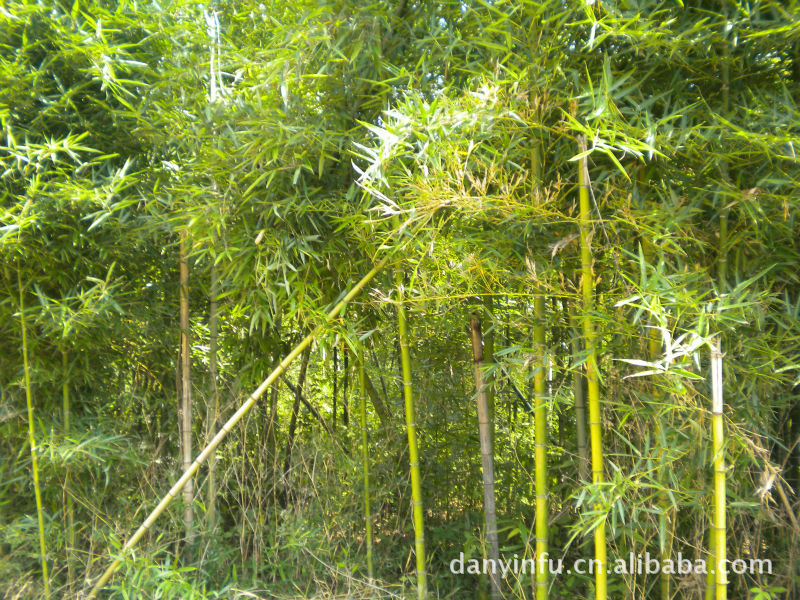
[19,270,50,597]
[397,279,428,600]
[358,360,374,581]
[84,255,390,599]
[568,306,589,481]
[711,341,727,600]
[533,294,549,600]
[648,329,671,600]
[62,349,76,592]
[577,138,607,600]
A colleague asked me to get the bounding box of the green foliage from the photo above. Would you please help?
[1,0,799,598]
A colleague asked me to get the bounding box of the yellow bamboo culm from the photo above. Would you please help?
[398,280,428,600]
[533,295,549,600]
[84,256,390,599]
[578,137,607,600]
[648,329,671,600]
[710,341,727,600]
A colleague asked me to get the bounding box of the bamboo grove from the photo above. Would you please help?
[1,1,799,599]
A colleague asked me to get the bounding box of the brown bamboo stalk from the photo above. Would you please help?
[84,256,389,599]
[470,314,501,600]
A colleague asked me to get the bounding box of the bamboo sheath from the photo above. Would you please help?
[711,343,727,600]
[469,315,501,600]
[398,282,428,600]
[578,139,607,600]
[533,296,549,600]
[84,255,389,599]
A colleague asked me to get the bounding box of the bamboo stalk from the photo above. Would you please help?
[469,314,501,600]
[333,345,338,429]
[568,306,589,481]
[359,361,374,581]
[84,256,389,599]
[179,232,194,548]
[704,520,716,600]
[533,295,549,600]
[62,349,75,593]
[578,137,607,600]
[483,296,496,454]
[397,280,427,600]
[711,342,727,600]
[648,329,671,600]
[207,264,219,532]
[19,271,49,598]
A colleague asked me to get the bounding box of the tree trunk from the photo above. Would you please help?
[469,314,501,600]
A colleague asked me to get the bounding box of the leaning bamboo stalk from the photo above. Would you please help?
[358,361,374,581]
[397,279,427,600]
[578,137,607,600]
[84,256,389,599]
[533,295,549,600]
[469,314,501,600]
[711,342,727,600]
[19,271,49,598]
